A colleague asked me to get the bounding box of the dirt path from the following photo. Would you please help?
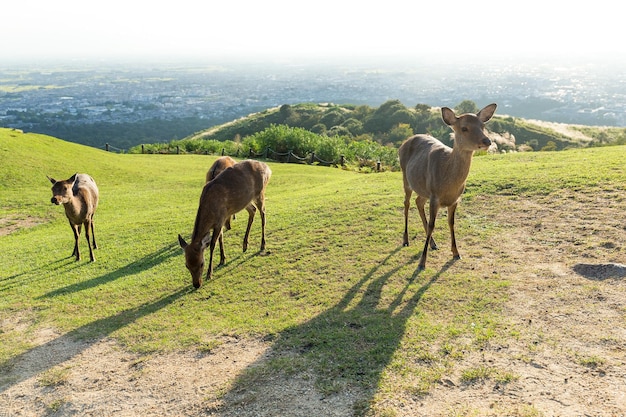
[1,190,625,416]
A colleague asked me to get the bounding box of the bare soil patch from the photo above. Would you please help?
[0,216,46,236]
[1,190,625,416]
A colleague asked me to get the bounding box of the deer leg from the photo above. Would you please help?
[419,198,440,270]
[255,195,266,252]
[206,228,221,281]
[224,217,232,231]
[402,186,412,246]
[84,220,95,262]
[417,196,438,250]
[243,204,257,252]
[90,216,97,250]
[217,229,225,266]
[70,222,81,261]
[448,204,461,260]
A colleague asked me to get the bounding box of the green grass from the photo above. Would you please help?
[1,128,625,412]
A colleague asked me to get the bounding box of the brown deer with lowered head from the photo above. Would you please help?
[205,156,258,259]
[47,173,99,262]
[399,103,497,270]
[179,159,272,288]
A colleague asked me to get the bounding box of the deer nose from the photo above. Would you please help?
[51,197,58,204]
[482,138,492,147]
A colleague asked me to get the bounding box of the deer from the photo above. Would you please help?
[205,156,259,260]
[206,155,237,184]
[399,103,497,270]
[206,156,255,230]
[179,159,272,288]
[47,173,99,262]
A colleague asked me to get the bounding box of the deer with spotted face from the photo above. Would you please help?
[47,173,99,262]
[399,103,497,270]
[179,159,271,288]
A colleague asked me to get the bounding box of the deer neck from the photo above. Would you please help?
[63,199,82,219]
[446,147,475,185]
[191,205,217,245]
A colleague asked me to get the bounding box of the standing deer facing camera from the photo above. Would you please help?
[47,173,99,262]
[399,103,497,270]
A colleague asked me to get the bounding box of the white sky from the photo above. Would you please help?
[2,0,623,63]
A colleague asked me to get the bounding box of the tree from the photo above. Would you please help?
[341,118,364,136]
[541,141,557,151]
[319,108,345,129]
[279,104,293,120]
[387,123,414,145]
[455,100,479,114]
[363,99,409,133]
[310,123,327,135]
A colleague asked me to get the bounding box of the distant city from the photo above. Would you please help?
[1,57,624,149]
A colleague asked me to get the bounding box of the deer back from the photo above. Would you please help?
[49,173,99,223]
[192,160,271,241]
[74,174,99,209]
[206,156,237,183]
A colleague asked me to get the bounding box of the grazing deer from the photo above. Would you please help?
[206,156,255,231]
[205,156,258,261]
[47,173,99,262]
[399,103,497,270]
[206,155,237,184]
[179,159,271,288]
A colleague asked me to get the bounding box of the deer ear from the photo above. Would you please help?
[200,233,212,249]
[477,103,497,123]
[47,176,56,184]
[178,234,188,249]
[441,107,457,126]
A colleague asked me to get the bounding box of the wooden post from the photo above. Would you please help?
[176,146,180,155]
[340,155,345,166]
[310,152,315,164]
[141,144,145,154]
[377,160,381,172]
[105,143,109,152]
[221,148,225,156]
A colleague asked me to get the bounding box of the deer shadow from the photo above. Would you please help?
[0,286,191,392]
[1,243,192,392]
[37,242,181,299]
[212,247,457,415]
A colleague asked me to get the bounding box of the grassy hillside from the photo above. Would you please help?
[182,102,625,151]
[1,128,625,415]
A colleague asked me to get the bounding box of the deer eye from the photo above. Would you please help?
[462,127,468,132]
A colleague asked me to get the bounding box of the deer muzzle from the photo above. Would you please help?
[479,137,492,150]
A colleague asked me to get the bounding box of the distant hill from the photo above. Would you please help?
[178,101,625,153]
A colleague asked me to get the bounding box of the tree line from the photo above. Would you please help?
[132,99,626,170]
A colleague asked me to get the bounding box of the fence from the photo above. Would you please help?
[104,144,385,171]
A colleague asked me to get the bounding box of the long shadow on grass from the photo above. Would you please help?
[0,257,76,292]
[37,242,180,298]
[0,286,192,392]
[216,247,456,415]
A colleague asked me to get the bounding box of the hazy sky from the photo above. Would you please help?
[3,0,623,63]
